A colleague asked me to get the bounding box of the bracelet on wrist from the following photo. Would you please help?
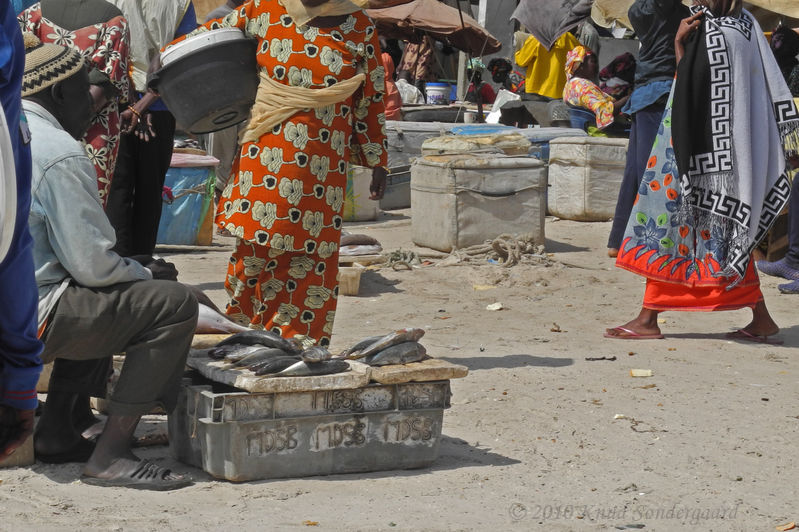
[127,105,141,119]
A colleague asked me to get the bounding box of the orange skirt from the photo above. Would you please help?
[642,261,763,311]
[224,239,339,347]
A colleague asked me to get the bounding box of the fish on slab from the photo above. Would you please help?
[364,341,428,366]
[348,328,426,359]
[215,330,303,354]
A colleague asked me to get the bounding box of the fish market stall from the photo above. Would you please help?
[170,330,468,481]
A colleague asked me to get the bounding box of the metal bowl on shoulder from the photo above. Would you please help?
[152,29,258,134]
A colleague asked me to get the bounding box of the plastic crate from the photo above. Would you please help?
[169,375,452,481]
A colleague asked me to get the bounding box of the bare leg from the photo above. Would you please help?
[738,300,779,337]
[605,307,662,337]
[83,414,190,489]
[83,414,140,478]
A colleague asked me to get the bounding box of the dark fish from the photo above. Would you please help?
[222,347,290,370]
[300,346,332,363]
[348,328,426,359]
[335,335,384,359]
[251,356,303,376]
[196,304,251,334]
[216,330,303,354]
[364,341,427,366]
[273,359,351,377]
[209,344,263,360]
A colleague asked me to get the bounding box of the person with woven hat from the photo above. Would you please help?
[0,2,43,460]
[22,33,197,488]
[165,0,388,348]
[18,0,130,208]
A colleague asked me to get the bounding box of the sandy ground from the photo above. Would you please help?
[2,210,798,531]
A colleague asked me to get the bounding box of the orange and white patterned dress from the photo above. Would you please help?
[176,0,387,346]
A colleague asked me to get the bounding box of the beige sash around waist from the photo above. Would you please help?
[241,71,366,144]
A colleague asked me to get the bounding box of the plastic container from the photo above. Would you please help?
[156,165,216,246]
[547,136,629,221]
[168,376,452,481]
[379,166,411,210]
[342,165,379,221]
[385,121,452,167]
[411,154,547,252]
[425,83,451,105]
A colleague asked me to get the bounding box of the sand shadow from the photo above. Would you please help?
[544,238,590,253]
[440,354,574,370]
[666,323,799,346]
[353,270,404,297]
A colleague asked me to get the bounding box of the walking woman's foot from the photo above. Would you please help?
[604,309,663,339]
[727,300,782,344]
[608,247,619,258]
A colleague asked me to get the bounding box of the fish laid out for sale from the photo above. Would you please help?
[215,329,303,354]
[336,328,430,367]
[363,341,427,366]
[196,303,251,334]
[342,328,426,360]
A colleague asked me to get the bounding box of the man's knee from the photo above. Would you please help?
[131,280,198,326]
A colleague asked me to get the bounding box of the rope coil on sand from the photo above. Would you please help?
[447,233,548,267]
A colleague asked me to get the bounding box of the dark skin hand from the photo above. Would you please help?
[675,11,704,65]
[370,166,387,200]
[0,406,35,459]
[120,90,158,141]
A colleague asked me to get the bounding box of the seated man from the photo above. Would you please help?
[22,34,198,489]
[563,46,629,137]
[464,60,496,105]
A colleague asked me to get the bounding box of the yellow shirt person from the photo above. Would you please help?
[515,32,579,99]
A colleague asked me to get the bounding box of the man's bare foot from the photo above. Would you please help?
[608,248,619,258]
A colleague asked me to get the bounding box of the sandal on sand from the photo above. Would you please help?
[36,438,95,464]
[726,329,784,345]
[81,460,193,491]
[604,326,664,340]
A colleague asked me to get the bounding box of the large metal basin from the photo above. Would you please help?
[152,29,258,134]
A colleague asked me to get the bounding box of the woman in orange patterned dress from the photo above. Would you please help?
[171,0,387,347]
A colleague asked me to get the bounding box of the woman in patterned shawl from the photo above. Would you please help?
[19,0,129,207]
[605,0,799,343]
[169,0,388,347]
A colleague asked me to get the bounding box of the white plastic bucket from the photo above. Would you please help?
[426,83,450,105]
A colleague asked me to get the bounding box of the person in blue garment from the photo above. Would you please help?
[0,1,44,460]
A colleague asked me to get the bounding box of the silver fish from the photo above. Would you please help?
[364,341,427,366]
[335,335,384,359]
[216,330,303,353]
[348,328,426,359]
[273,359,351,377]
[251,356,302,376]
[196,304,251,334]
[209,344,263,361]
[300,346,332,363]
[222,348,291,370]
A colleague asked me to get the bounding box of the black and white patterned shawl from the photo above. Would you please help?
[671,6,799,285]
